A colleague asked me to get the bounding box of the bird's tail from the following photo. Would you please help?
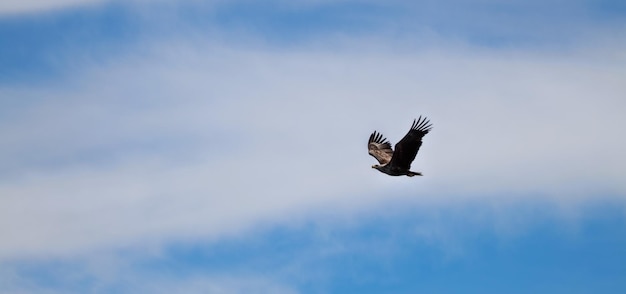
[407,171,423,177]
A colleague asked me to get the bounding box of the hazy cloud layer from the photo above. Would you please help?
[0,0,107,15]
[1,2,626,293]
[1,35,625,260]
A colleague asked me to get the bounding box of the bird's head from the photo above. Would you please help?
[371,164,380,169]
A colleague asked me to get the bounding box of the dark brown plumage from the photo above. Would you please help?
[368,116,432,177]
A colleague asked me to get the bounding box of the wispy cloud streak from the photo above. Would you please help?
[0,0,106,15]
[1,4,626,294]
[1,36,625,261]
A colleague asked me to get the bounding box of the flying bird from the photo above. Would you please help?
[368,116,432,177]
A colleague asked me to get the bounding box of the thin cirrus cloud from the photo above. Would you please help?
[1,37,625,261]
[0,1,625,293]
[0,0,107,15]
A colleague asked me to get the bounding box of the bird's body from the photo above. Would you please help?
[368,116,432,177]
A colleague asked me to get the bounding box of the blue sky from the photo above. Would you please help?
[1,0,626,293]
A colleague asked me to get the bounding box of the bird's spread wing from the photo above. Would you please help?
[389,116,432,170]
[368,131,394,165]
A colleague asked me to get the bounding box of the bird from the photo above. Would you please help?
[368,116,432,177]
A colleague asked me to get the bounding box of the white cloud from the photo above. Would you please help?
[0,0,230,15]
[0,35,625,262]
[0,0,107,15]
